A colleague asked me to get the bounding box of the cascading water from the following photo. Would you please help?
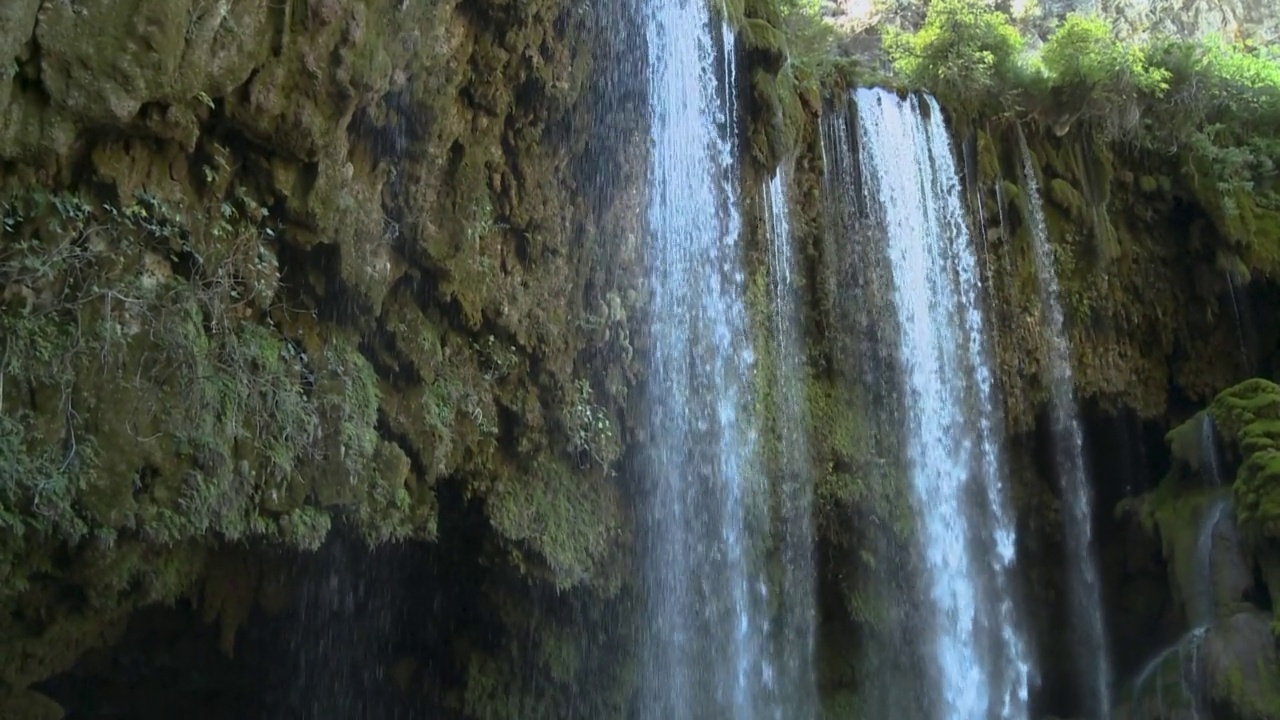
[1129,626,1210,719]
[819,98,925,719]
[1129,415,1237,718]
[1225,270,1251,369]
[1128,494,1232,718]
[1202,413,1223,488]
[853,87,1030,720]
[1016,131,1112,719]
[762,170,818,720]
[638,1,774,717]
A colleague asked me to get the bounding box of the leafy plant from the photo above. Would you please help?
[1038,13,1170,138]
[883,0,1025,110]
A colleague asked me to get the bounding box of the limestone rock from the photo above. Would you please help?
[1204,611,1280,719]
[1101,0,1279,41]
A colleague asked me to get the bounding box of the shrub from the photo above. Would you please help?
[883,0,1025,111]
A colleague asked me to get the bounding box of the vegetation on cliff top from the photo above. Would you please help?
[884,0,1280,271]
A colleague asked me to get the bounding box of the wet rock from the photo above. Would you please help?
[0,689,64,720]
[1205,610,1280,719]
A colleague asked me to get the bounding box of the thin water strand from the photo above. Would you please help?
[1224,270,1250,371]
[1016,129,1112,720]
[763,170,819,720]
[1190,496,1230,627]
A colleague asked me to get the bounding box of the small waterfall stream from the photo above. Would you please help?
[637,1,773,717]
[853,87,1030,720]
[1017,130,1113,720]
[1128,492,1234,718]
[1125,414,1239,718]
[762,170,819,720]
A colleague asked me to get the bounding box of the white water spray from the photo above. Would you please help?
[855,87,1031,720]
[1016,129,1112,720]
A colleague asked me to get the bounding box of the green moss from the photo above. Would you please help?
[1047,177,1086,220]
[1166,410,1212,472]
[351,440,436,545]
[311,336,381,504]
[480,456,623,591]
[742,18,787,71]
[277,507,332,551]
[1140,473,1220,618]
[1203,380,1280,543]
[748,67,806,171]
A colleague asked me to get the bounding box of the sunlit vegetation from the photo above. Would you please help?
[879,0,1279,260]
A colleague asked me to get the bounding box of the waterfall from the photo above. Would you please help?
[852,87,1030,720]
[1128,496,1227,717]
[1129,626,1210,719]
[820,98,926,719]
[1191,496,1230,627]
[1016,131,1112,719]
[638,1,774,717]
[763,170,819,720]
[1202,414,1223,488]
[1225,269,1250,370]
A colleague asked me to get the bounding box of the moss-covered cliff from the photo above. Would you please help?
[0,0,651,714]
[2,0,1279,717]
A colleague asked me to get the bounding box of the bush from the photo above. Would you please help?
[1039,13,1170,137]
[883,0,1025,110]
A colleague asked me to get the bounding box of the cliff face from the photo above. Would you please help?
[1101,0,1279,40]
[0,0,651,715]
[1,0,1278,718]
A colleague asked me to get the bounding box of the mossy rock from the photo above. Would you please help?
[479,456,624,592]
[1207,380,1280,541]
[0,689,64,720]
[1205,611,1280,720]
[741,18,786,73]
[1166,411,1219,480]
[1047,177,1086,221]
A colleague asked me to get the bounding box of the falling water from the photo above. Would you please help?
[854,87,1030,720]
[819,98,926,719]
[1016,131,1112,719]
[1128,495,1230,717]
[1225,270,1251,370]
[638,1,773,718]
[1190,496,1230,627]
[1129,626,1210,719]
[762,171,818,720]
[1202,413,1223,488]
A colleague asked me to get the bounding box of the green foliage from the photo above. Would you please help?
[1040,15,1170,97]
[882,5,1280,270]
[0,184,365,553]
[1038,13,1170,137]
[773,0,840,76]
[0,412,97,544]
[278,506,333,551]
[883,0,1025,110]
[482,456,623,591]
[565,378,618,469]
[1145,36,1280,217]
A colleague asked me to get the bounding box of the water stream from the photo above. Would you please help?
[1225,270,1250,370]
[1016,130,1112,720]
[638,1,773,717]
[762,170,819,720]
[854,87,1030,720]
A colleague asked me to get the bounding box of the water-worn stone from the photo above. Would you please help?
[1205,611,1280,720]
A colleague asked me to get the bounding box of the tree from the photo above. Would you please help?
[883,0,1025,111]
